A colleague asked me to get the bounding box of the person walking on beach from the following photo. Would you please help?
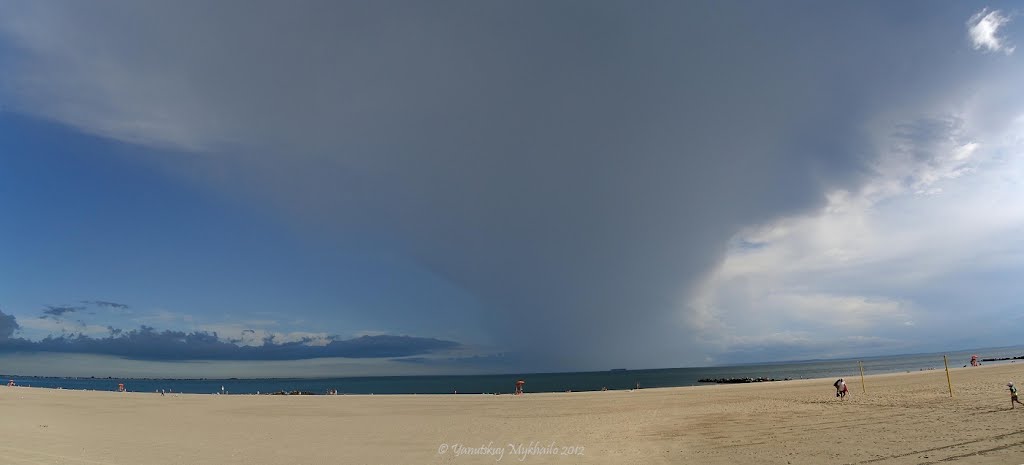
[834,378,848,399]
[1008,382,1023,408]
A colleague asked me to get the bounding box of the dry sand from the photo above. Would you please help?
[2,363,1024,465]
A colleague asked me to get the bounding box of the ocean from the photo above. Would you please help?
[5,346,1023,395]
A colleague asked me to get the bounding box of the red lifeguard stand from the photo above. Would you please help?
[117,383,125,392]
[970,355,980,367]
[514,379,525,395]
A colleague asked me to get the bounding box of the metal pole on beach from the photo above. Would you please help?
[858,361,866,394]
[943,355,953,398]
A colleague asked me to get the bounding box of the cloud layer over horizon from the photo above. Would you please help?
[0,308,460,361]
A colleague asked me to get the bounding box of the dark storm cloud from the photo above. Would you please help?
[0,1,987,369]
[42,305,84,317]
[81,300,130,310]
[0,308,19,339]
[0,310,457,360]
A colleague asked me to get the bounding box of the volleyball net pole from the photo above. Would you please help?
[858,361,866,394]
[943,355,953,398]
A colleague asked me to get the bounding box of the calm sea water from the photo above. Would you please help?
[5,346,1023,395]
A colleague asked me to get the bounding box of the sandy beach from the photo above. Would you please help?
[2,363,1024,465]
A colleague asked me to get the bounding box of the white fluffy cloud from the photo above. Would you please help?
[690,101,1024,362]
[968,8,1016,55]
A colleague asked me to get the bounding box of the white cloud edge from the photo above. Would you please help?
[968,8,1016,55]
[688,105,1024,358]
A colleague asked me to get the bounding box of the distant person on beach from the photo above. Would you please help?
[834,378,848,399]
[1009,382,1023,408]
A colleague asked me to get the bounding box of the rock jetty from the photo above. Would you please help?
[981,356,1024,362]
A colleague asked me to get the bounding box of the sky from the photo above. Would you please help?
[0,1,1022,377]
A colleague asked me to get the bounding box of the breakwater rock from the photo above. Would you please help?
[981,356,1024,362]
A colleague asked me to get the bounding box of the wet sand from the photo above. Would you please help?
[2,362,1023,464]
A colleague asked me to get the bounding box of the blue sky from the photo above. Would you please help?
[1,1,1023,376]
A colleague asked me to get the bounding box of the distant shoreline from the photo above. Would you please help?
[1,348,1018,395]
[2,345,1019,381]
